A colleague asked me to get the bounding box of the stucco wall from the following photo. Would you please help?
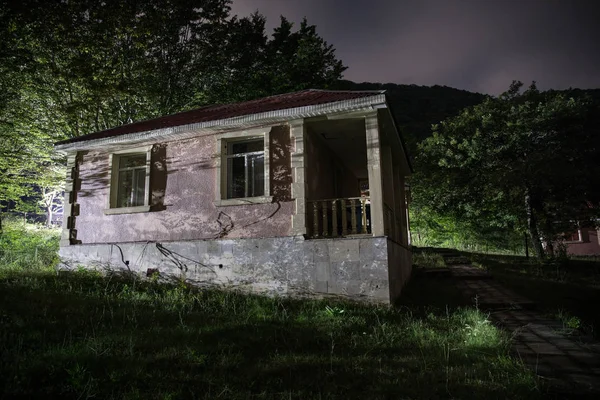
[566,228,600,256]
[59,236,396,302]
[397,174,409,246]
[386,239,412,303]
[74,126,294,244]
[380,146,395,209]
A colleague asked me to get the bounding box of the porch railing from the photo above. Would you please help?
[307,197,371,238]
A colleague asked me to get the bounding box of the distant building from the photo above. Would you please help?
[561,225,600,256]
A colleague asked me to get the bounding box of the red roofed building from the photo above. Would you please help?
[55,89,413,303]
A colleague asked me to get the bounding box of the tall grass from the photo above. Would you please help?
[0,268,542,399]
[0,224,542,398]
[0,216,60,272]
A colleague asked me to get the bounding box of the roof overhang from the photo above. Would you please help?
[55,94,387,153]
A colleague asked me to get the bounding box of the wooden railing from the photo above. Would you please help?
[307,196,371,238]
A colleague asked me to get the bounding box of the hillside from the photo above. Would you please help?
[335,82,600,160]
[333,80,488,153]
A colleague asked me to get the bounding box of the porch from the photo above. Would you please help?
[295,111,410,245]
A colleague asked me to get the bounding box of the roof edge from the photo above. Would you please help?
[55,94,387,152]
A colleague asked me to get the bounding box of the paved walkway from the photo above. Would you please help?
[440,250,600,396]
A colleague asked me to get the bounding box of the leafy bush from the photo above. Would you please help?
[0,216,60,271]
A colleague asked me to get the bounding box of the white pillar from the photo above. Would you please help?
[290,119,307,236]
[365,112,385,236]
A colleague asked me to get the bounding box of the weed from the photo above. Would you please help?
[0,217,59,273]
[324,305,345,317]
[556,308,582,334]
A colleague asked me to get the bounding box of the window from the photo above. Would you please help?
[116,154,147,207]
[215,129,272,206]
[105,146,151,214]
[226,139,264,198]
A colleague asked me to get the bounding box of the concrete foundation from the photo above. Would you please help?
[59,236,412,303]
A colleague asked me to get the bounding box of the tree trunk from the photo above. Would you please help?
[46,207,53,228]
[44,191,56,228]
[525,189,545,259]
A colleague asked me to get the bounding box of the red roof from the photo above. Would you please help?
[56,89,384,145]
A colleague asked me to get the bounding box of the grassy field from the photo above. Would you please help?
[0,221,543,399]
[465,251,600,339]
[0,267,544,399]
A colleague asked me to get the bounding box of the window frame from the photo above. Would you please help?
[104,145,152,215]
[215,128,272,207]
[225,139,265,199]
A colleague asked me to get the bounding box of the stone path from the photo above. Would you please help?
[440,250,600,396]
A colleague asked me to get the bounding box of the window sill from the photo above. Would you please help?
[214,196,273,207]
[104,205,151,215]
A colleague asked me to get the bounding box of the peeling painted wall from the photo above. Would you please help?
[74,126,294,244]
[59,236,397,302]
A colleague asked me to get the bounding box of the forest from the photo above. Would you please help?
[2,0,600,257]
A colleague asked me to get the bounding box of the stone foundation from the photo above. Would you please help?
[59,236,412,303]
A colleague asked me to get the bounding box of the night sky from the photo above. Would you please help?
[230,0,600,95]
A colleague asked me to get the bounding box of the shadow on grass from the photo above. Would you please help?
[397,266,469,313]
[0,270,541,399]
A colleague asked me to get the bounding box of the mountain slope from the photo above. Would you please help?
[333,80,487,152]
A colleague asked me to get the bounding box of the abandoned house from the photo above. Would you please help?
[55,89,413,303]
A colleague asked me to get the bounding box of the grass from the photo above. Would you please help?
[464,251,600,339]
[0,267,543,399]
[0,223,541,398]
[412,248,447,269]
[0,216,60,271]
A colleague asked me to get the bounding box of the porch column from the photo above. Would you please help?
[365,112,385,236]
[290,119,308,235]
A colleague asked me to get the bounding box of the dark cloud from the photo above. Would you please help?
[230,0,600,94]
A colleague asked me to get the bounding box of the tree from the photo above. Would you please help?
[0,0,347,228]
[265,17,347,95]
[415,81,600,257]
[203,15,347,104]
